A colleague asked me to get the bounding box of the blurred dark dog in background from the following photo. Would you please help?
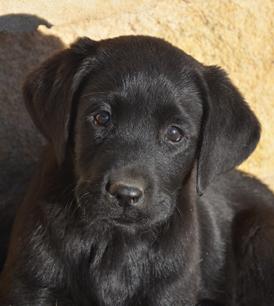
[0,36,274,306]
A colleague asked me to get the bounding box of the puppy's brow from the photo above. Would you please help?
[81,92,121,100]
[81,92,109,98]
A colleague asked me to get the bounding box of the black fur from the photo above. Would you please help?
[0,36,274,306]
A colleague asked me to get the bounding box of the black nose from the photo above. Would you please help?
[106,181,144,206]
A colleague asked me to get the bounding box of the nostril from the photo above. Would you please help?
[106,181,144,205]
[105,181,112,194]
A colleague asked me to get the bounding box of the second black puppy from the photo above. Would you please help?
[1,36,274,306]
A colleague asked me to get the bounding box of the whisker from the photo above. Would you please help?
[175,206,183,219]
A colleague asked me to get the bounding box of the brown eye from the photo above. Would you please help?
[165,126,183,143]
[94,111,111,126]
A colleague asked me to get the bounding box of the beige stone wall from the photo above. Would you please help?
[1,0,274,189]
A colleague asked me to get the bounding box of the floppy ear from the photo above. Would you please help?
[197,66,260,194]
[23,37,98,164]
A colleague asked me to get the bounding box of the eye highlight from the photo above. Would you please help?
[165,126,184,143]
[94,111,111,127]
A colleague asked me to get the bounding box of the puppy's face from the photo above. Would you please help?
[74,56,203,227]
[24,36,260,230]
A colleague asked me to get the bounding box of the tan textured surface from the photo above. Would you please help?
[1,0,274,189]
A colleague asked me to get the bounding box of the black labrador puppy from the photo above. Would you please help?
[0,36,274,306]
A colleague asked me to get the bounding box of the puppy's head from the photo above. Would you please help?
[23,36,260,228]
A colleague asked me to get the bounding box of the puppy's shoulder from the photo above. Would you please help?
[201,169,274,212]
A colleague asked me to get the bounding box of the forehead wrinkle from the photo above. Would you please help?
[121,70,202,117]
[121,72,181,106]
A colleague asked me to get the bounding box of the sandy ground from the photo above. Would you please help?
[0,1,273,212]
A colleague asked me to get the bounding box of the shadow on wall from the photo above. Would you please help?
[0,14,64,268]
[0,13,52,32]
